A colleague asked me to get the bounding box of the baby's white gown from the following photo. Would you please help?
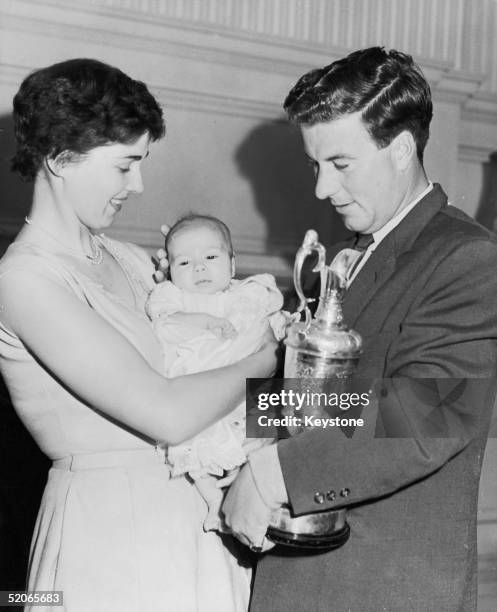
[146,276,284,478]
[0,237,249,612]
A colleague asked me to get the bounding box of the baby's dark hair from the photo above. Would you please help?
[12,58,165,181]
[165,214,234,258]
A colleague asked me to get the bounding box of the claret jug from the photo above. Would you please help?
[266,229,363,550]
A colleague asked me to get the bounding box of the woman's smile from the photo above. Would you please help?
[110,197,127,212]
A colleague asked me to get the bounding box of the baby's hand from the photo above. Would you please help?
[206,315,237,339]
[153,225,170,283]
[168,313,238,339]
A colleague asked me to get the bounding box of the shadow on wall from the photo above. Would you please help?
[0,374,50,590]
[0,112,32,255]
[235,119,351,270]
[475,152,497,233]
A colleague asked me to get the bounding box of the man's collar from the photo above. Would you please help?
[372,182,433,247]
[387,182,448,257]
[342,183,449,327]
[327,183,448,264]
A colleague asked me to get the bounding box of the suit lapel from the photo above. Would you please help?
[343,239,395,326]
[342,183,449,326]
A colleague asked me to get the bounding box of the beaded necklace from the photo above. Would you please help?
[24,216,103,265]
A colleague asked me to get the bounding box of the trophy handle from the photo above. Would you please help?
[293,230,327,328]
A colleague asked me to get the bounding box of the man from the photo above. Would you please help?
[223,47,497,611]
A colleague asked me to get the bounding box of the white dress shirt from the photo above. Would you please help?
[348,182,433,285]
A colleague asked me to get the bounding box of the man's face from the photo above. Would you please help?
[301,112,406,234]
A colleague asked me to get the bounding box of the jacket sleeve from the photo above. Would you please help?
[278,238,497,515]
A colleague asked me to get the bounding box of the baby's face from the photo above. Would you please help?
[168,225,234,294]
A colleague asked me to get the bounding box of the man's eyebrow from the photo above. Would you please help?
[328,154,353,161]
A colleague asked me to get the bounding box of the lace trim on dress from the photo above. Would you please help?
[97,235,152,310]
[167,410,247,478]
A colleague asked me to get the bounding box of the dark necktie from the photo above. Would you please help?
[353,233,374,252]
[348,233,374,279]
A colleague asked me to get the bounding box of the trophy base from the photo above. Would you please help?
[266,522,350,551]
[266,506,350,551]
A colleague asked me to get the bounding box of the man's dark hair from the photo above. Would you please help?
[284,47,433,162]
[11,58,165,181]
[165,214,234,259]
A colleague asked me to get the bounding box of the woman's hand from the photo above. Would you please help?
[256,325,281,378]
[153,224,170,283]
[281,310,301,338]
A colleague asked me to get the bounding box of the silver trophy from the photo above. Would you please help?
[266,229,362,550]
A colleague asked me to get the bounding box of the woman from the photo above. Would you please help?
[0,59,277,611]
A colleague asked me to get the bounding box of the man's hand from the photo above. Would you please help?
[222,463,275,552]
[241,437,274,456]
[153,224,170,283]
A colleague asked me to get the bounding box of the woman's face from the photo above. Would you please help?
[58,132,151,229]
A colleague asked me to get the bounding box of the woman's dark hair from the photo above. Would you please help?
[11,58,165,181]
[165,214,234,259]
[284,47,433,162]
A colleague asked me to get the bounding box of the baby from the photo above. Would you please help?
[146,214,286,530]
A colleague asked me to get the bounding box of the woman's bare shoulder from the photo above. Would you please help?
[0,241,72,288]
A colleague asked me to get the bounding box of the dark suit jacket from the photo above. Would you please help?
[251,185,497,612]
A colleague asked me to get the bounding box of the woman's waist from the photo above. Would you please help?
[52,445,169,471]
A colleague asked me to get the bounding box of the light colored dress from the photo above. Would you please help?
[0,237,250,612]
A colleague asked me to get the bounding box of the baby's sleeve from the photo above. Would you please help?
[224,274,284,331]
[167,402,248,478]
[145,281,184,321]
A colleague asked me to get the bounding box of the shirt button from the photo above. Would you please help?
[326,490,336,501]
[340,488,350,498]
[314,492,325,504]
